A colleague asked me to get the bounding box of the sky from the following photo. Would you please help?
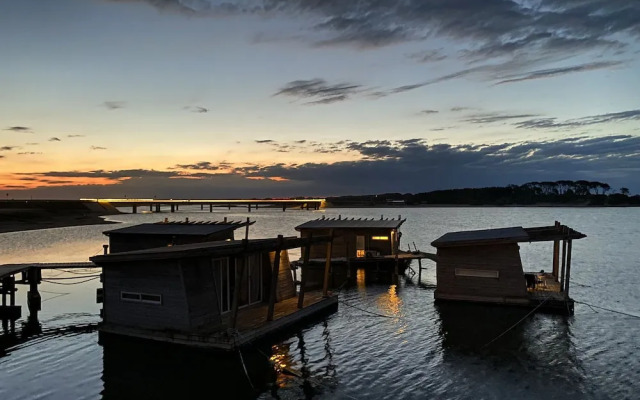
[1,0,639,199]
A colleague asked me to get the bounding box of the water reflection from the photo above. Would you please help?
[435,301,588,398]
[100,334,276,400]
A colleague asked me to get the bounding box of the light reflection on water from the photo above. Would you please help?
[0,206,639,399]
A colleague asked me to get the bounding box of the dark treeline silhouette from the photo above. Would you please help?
[326,180,639,207]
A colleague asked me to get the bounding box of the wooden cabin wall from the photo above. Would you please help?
[435,243,527,300]
[103,261,191,331]
[267,250,296,301]
[300,228,394,259]
[180,258,222,329]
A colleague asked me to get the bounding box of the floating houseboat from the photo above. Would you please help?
[293,215,431,286]
[102,218,254,253]
[90,234,338,351]
[431,221,586,315]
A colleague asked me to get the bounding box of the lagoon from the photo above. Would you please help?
[1,206,639,399]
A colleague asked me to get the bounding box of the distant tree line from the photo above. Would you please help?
[326,180,639,207]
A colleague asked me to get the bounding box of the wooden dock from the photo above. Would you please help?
[81,198,326,213]
[99,291,338,351]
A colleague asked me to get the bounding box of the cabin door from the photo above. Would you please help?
[356,235,366,258]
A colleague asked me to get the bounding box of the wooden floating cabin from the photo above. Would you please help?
[90,234,338,351]
[431,221,586,315]
[293,215,430,286]
[102,218,254,253]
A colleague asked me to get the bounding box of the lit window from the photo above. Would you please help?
[121,291,162,305]
[356,249,366,258]
[371,236,389,241]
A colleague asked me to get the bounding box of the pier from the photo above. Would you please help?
[80,198,325,214]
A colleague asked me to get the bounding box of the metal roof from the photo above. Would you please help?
[431,227,529,247]
[431,223,586,248]
[103,220,253,237]
[295,216,405,230]
[90,235,331,264]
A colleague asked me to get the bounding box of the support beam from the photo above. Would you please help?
[132,205,137,214]
[170,204,175,213]
[322,230,334,297]
[209,204,213,212]
[564,240,573,297]
[266,235,284,321]
[552,240,560,280]
[560,239,567,292]
[298,236,312,309]
[155,204,160,212]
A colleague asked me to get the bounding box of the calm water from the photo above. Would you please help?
[1,207,639,399]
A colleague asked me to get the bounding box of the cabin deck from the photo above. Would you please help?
[99,290,338,351]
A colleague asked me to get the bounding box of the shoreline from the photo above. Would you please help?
[0,200,121,234]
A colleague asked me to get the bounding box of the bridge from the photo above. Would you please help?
[81,198,326,213]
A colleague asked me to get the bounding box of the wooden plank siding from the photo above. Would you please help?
[268,250,296,301]
[103,261,191,331]
[180,258,222,329]
[435,243,528,301]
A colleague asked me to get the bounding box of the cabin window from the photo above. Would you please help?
[454,268,499,279]
[356,236,366,258]
[120,291,162,305]
[371,236,389,241]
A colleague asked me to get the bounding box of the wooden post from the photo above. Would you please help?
[231,253,246,330]
[155,204,160,212]
[149,204,153,212]
[564,240,573,297]
[171,204,175,213]
[247,204,251,212]
[27,268,41,315]
[245,217,250,240]
[560,239,567,292]
[322,230,334,297]
[132,205,137,214]
[417,258,422,284]
[266,235,284,321]
[210,204,213,212]
[298,236,312,309]
[282,204,286,212]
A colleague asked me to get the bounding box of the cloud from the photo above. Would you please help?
[464,113,539,124]
[17,152,42,155]
[68,134,85,138]
[102,101,126,110]
[4,126,31,132]
[185,105,209,113]
[516,109,640,129]
[49,137,61,142]
[420,109,439,115]
[495,61,625,85]
[26,169,180,179]
[0,146,16,151]
[274,79,361,105]
[407,49,447,63]
[255,139,274,144]
[90,146,107,150]
[173,161,228,171]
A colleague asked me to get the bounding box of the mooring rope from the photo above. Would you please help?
[338,299,394,319]
[41,276,100,285]
[481,297,551,349]
[575,300,640,319]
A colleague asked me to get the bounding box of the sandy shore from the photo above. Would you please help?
[0,200,122,234]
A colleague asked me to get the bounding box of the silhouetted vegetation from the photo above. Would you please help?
[326,180,639,207]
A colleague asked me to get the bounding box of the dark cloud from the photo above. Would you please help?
[17,152,42,155]
[68,134,85,138]
[185,106,209,113]
[255,140,274,144]
[495,61,624,85]
[120,0,640,63]
[49,137,61,142]
[25,169,179,179]
[274,79,361,105]
[4,126,31,132]
[451,107,472,112]
[10,135,640,197]
[420,109,439,115]
[407,49,447,63]
[90,146,107,150]
[0,146,16,151]
[464,113,539,124]
[516,109,640,129]
[102,101,126,110]
[174,161,225,171]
